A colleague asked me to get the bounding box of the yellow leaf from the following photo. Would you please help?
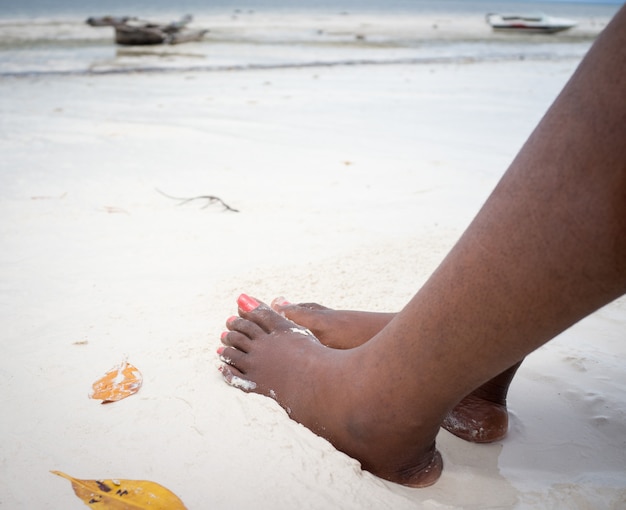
[89,360,142,403]
[51,471,187,509]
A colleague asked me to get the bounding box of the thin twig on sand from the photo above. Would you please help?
[156,188,239,212]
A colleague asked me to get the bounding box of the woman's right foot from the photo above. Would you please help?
[271,298,519,443]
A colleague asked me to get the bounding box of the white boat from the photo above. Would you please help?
[485,13,577,34]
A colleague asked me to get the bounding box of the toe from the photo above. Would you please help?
[220,365,258,392]
[271,298,332,332]
[270,296,291,311]
[218,345,247,371]
[239,297,301,335]
[227,315,266,339]
[221,330,252,352]
[272,297,328,316]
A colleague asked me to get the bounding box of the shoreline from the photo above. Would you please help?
[0,51,589,79]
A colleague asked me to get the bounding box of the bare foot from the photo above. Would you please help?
[271,298,519,443]
[219,294,444,488]
[271,298,394,349]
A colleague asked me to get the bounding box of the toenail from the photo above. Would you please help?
[238,293,260,312]
[220,331,228,340]
[226,315,238,325]
[272,296,290,307]
[216,346,225,355]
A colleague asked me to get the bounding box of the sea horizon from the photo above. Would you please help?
[0,0,622,19]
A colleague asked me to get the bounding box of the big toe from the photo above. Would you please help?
[271,297,328,326]
[238,294,308,336]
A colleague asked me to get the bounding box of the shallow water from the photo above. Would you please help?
[0,1,619,76]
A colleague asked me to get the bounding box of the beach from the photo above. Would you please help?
[1,7,626,509]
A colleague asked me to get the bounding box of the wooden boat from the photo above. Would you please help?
[86,15,208,45]
[485,13,577,34]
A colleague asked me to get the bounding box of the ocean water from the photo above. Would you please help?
[0,1,621,76]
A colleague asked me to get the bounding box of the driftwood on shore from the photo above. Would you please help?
[156,189,239,213]
[86,14,208,46]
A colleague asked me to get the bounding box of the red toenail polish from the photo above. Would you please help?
[220,331,228,340]
[226,315,238,325]
[217,346,225,355]
[273,296,290,307]
[238,293,260,312]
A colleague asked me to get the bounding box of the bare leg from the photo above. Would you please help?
[271,300,518,442]
[220,7,626,487]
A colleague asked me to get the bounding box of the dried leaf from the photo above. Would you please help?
[89,360,142,403]
[52,471,187,509]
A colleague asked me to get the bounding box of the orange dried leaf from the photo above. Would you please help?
[52,471,187,509]
[89,360,142,403]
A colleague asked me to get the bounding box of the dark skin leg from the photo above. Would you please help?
[219,7,626,487]
[269,301,519,443]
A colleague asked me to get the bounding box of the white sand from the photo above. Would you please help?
[1,56,625,509]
